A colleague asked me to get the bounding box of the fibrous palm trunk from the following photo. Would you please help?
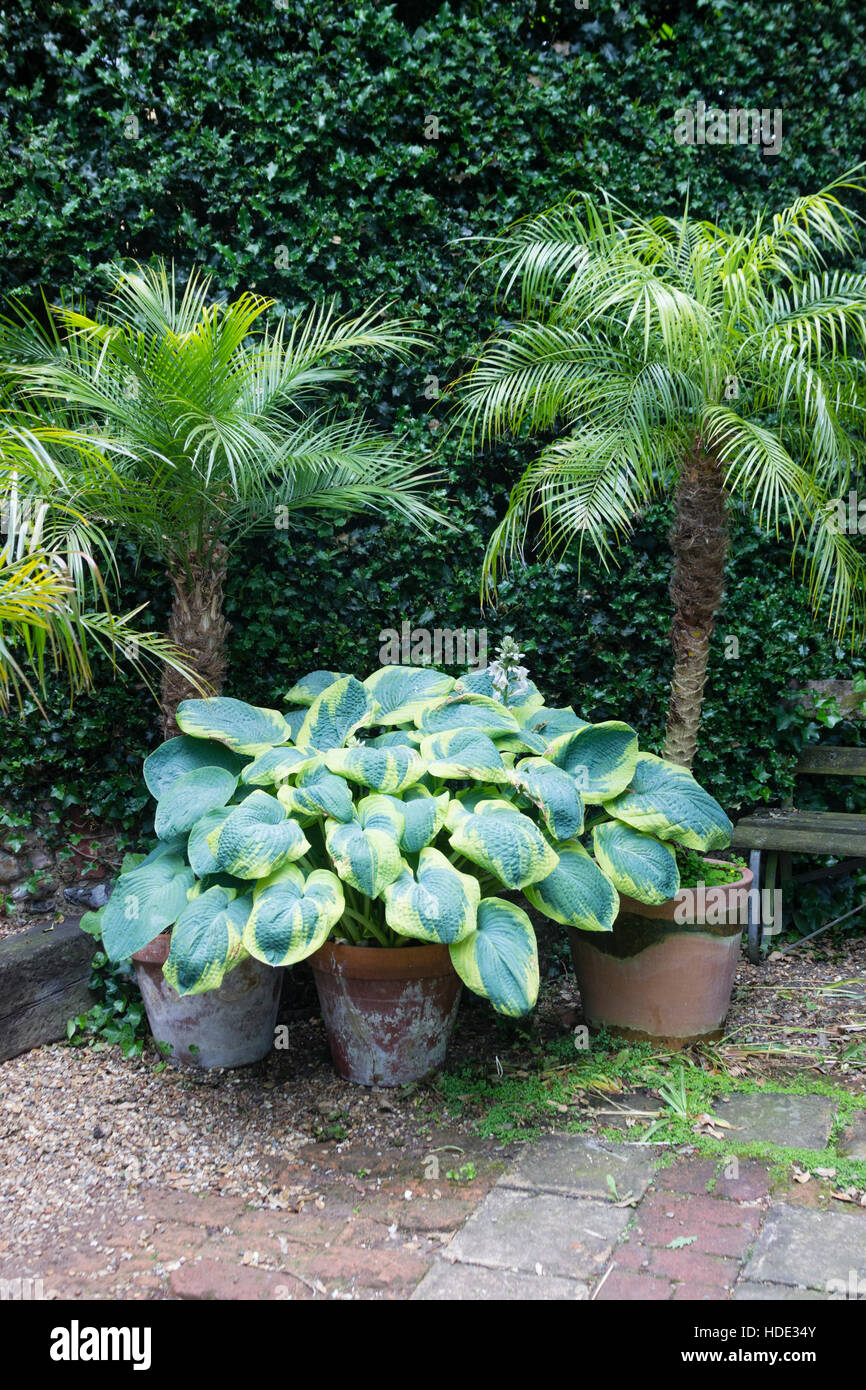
[663,443,728,769]
[159,543,231,737]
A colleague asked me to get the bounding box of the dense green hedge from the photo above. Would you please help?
[6,500,864,834]
[2,0,865,830]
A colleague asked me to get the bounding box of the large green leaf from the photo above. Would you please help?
[284,670,348,706]
[449,897,539,1017]
[243,864,344,966]
[177,697,292,754]
[545,721,638,802]
[324,814,404,897]
[143,735,243,799]
[207,790,309,878]
[362,665,455,725]
[277,762,356,822]
[447,798,559,889]
[163,886,251,996]
[324,743,425,793]
[592,820,679,904]
[240,745,317,788]
[509,757,584,840]
[524,841,619,932]
[417,693,521,736]
[385,786,450,852]
[187,806,233,876]
[453,669,545,721]
[420,728,510,783]
[102,846,196,960]
[603,753,733,850]
[368,729,423,748]
[524,706,588,739]
[283,709,307,742]
[296,675,376,751]
[493,730,549,755]
[384,847,480,944]
[153,765,238,840]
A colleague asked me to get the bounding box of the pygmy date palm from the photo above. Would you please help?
[0,416,195,711]
[2,263,444,734]
[454,175,866,767]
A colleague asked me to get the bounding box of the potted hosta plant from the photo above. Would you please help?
[100,649,739,1078]
[570,776,752,1048]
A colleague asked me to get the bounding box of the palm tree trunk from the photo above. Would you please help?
[663,443,728,769]
[159,543,231,737]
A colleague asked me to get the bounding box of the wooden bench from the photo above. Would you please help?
[731,682,866,963]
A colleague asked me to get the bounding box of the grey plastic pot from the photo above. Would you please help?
[132,934,283,1068]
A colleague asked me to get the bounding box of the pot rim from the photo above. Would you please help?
[309,938,456,981]
[131,930,171,965]
[616,858,754,921]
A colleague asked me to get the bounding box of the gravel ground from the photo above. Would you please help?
[1,926,864,1290]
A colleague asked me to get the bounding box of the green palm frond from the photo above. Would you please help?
[0,261,441,573]
[457,178,866,643]
[0,416,203,710]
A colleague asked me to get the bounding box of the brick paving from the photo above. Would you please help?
[4,1095,865,1300]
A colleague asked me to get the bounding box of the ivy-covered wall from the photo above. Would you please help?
[2,0,865,830]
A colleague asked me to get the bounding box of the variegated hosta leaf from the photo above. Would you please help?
[447,798,559,889]
[243,864,345,966]
[324,815,404,897]
[509,757,584,840]
[324,744,425,793]
[153,765,238,841]
[545,721,639,803]
[240,745,317,788]
[385,787,450,852]
[284,670,348,705]
[102,844,196,960]
[453,668,545,722]
[417,694,521,737]
[177,697,293,755]
[524,841,619,932]
[452,667,498,698]
[207,790,309,879]
[362,665,455,725]
[494,730,549,755]
[603,753,733,850]
[355,793,406,841]
[383,847,480,944]
[449,897,539,1017]
[296,675,376,752]
[277,763,355,823]
[592,819,680,904]
[420,728,510,783]
[143,735,243,800]
[368,729,423,748]
[455,784,518,814]
[188,806,233,876]
[284,708,306,742]
[163,886,251,996]
[522,706,588,738]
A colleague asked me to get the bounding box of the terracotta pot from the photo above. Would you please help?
[132,934,283,1069]
[308,940,462,1086]
[568,861,754,1049]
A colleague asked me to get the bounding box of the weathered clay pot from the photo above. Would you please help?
[568,861,754,1049]
[308,940,462,1086]
[132,934,283,1069]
